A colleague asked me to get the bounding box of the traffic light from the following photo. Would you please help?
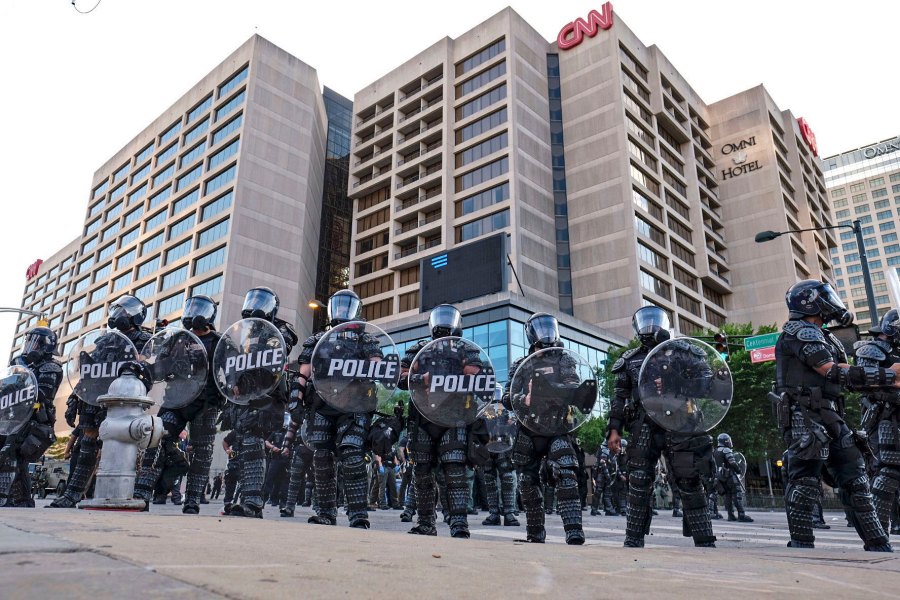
[714,332,729,361]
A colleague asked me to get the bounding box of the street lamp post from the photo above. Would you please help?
[755,219,878,325]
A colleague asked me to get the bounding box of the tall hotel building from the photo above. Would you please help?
[824,135,900,330]
[13,36,352,418]
[346,4,830,344]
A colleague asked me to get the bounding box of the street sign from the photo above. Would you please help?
[750,347,776,363]
[744,333,779,351]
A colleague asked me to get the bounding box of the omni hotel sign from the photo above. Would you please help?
[864,139,900,159]
[720,136,762,180]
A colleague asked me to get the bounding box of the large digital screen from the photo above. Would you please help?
[420,233,505,311]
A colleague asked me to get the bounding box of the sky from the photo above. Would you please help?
[1,0,897,356]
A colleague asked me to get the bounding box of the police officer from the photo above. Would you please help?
[590,442,612,516]
[713,433,752,522]
[50,295,152,508]
[401,304,479,538]
[279,433,314,518]
[0,328,63,507]
[481,442,519,526]
[607,306,717,548]
[855,308,900,537]
[133,295,225,514]
[775,279,898,550]
[508,313,586,545]
[295,290,381,528]
[226,287,297,518]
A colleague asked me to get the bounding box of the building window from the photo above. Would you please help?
[69,296,87,314]
[112,272,132,292]
[872,188,888,199]
[161,266,188,291]
[124,206,143,226]
[85,306,105,326]
[157,292,183,318]
[457,38,505,76]
[93,262,112,282]
[880,221,896,231]
[109,184,125,202]
[187,95,213,124]
[354,274,394,299]
[631,164,660,196]
[398,291,419,312]
[639,269,671,300]
[198,219,230,248]
[90,286,108,304]
[136,143,154,164]
[456,62,506,98]
[89,201,104,219]
[137,256,160,281]
[156,143,178,166]
[456,182,509,217]
[145,210,167,232]
[92,180,109,200]
[219,65,248,98]
[455,157,508,192]
[132,163,151,186]
[177,165,202,192]
[362,298,393,321]
[85,218,101,235]
[117,248,137,269]
[399,266,419,286]
[153,163,176,188]
[215,90,246,122]
[184,118,209,145]
[455,209,509,243]
[149,185,172,209]
[205,165,236,194]
[77,256,94,274]
[628,139,658,171]
[201,191,233,221]
[209,139,240,171]
[180,142,207,169]
[172,189,200,215]
[134,281,156,301]
[456,132,508,168]
[212,114,243,146]
[457,85,507,120]
[638,242,668,272]
[634,215,666,247]
[168,214,195,240]
[141,232,164,255]
[102,221,120,242]
[191,275,223,297]
[166,239,193,265]
[676,290,702,316]
[852,193,867,204]
[160,120,182,145]
[457,108,507,144]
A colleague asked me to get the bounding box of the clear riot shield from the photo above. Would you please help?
[310,321,400,414]
[67,328,139,407]
[409,337,495,428]
[509,347,597,437]
[140,328,208,409]
[480,386,518,453]
[637,338,732,434]
[0,366,39,436]
[734,451,748,486]
[213,318,287,406]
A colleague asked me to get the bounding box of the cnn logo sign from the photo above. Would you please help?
[557,3,614,50]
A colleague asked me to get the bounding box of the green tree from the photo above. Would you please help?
[576,415,608,455]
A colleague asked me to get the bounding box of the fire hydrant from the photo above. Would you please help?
[79,369,163,510]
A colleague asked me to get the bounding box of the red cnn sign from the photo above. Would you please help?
[557,2,614,50]
[797,117,819,157]
[25,259,43,281]
[750,346,776,364]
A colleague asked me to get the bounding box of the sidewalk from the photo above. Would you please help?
[1,507,899,599]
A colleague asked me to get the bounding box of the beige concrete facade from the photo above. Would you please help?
[13,35,330,424]
[709,86,834,329]
[347,7,831,339]
[824,135,900,330]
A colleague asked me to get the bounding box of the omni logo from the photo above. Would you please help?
[557,3,615,50]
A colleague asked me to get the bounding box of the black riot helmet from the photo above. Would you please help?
[786,279,852,325]
[429,304,462,339]
[525,313,560,349]
[327,290,362,326]
[717,433,732,448]
[632,306,671,348]
[182,295,217,331]
[108,295,147,331]
[871,308,900,344]
[241,287,279,321]
[22,327,59,362]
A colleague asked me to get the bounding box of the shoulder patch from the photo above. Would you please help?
[612,357,626,373]
[783,321,805,335]
[855,343,887,362]
[796,326,826,343]
[621,347,642,360]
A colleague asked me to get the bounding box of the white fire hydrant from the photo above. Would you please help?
[79,370,164,510]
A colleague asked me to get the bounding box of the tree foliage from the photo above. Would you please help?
[576,415,607,455]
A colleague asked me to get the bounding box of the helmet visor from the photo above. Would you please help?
[526,314,559,346]
[633,306,670,335]
[110,295,145,321]
[22,333,45,355]
[429,305,461,336]
[328,294,361,324]
[184,297,217,322]
[818,283,847,320]
[242,289,278,318]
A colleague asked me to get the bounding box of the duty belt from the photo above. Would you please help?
[780,387,839,412]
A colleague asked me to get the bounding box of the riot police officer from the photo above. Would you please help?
[401,304,479,538]
[774,279,898,550]
[295,290,381,528]
[507,313,586,545]
[50,295,152,508]
[607,306,717,548]
[854,308,900,537]
[225,287,296,518]
[133,295,225,514]
[713,433,752,522]
[590,442,612,516]
[0,328,63,507]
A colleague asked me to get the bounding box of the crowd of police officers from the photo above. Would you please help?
[3,276,900,553]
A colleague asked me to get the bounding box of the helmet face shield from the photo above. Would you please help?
[429,304,462,338]
[23,327,57,358]
[632,306,670,336]
[108,295,147,330]
[242,288,279,320]
[183,296,217,329]
[525,313,560,347]
[817,283,848,322]
[327,292,361,325]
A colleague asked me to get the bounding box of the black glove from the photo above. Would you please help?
[64,396,79,428]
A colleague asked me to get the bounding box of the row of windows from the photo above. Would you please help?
[455,156,508,192]
[457,38,505,77]
[456,131,507,168]
[456,61,506,99]
[457,108,507,144]
[455,208,509,243]
[458,84,507,120]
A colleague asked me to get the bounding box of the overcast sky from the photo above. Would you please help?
[1,0,897,355]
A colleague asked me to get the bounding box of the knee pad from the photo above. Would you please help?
[438,427,468,464]
[786,476,819,509]
[548,437,578,470]
[511,431,535,467]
